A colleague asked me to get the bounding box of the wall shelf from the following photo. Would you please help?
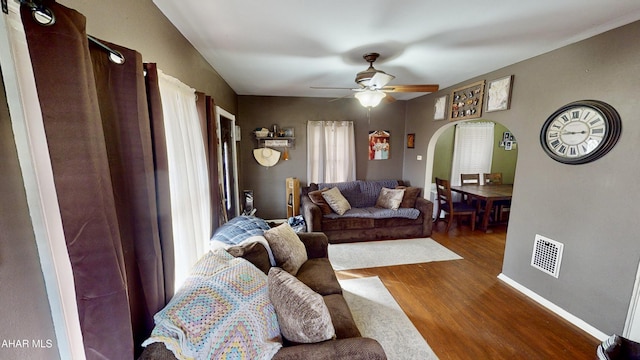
[255,136,295,148]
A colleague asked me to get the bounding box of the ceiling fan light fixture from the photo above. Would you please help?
[355,89,386,108]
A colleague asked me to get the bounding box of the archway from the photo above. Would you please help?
[424,119,518,228]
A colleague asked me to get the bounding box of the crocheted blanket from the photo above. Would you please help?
[143,249,282,360]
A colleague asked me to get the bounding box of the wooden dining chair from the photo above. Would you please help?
[483,172,503,185]
[435,177,476,232]
[483,172,510,221]
[460,173,480,205]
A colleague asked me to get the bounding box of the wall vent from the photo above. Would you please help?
[531,234,564,278]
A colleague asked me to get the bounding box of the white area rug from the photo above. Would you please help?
[329,238,462,270]
[340,276,438,360]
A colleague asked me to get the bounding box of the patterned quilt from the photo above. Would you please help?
[142,249,282,360]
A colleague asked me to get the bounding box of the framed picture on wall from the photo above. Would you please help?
[434,95,448,120]
[486,75,514,112]
[368,130,390,160]
[407,133,415,148]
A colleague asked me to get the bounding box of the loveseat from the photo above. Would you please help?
[139,216,386,360]
[302,179,433,244]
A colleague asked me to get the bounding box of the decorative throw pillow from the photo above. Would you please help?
[307,188,332,215]
[227,241,272,275]
[321,187,351,215]
[375,187,405,210]
[263,223,308,275]
[268,267,335,344]
[396,185,421,208]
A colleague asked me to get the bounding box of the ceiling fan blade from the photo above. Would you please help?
[328,93,355,102]
[382,84,440,93]
[369,72,395,89]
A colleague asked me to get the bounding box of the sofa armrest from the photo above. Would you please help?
[415,197,434,237]
[301,195,323,232]
[298,232,328,259]
[272,337,387,360]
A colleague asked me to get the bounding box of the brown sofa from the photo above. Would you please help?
[302,180,433,244]
[139,232,386,360]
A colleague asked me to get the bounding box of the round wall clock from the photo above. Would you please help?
[540,100,622,164]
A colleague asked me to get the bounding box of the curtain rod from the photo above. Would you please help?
[15,0,125,64]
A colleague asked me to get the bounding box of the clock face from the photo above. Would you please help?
[540,100,621,164]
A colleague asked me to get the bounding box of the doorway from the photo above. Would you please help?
[425,120,518,229]
[216,106,240,219]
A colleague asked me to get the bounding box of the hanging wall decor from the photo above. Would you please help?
[407,133,415,149]
[368,130,390,160]
[486,75,514,112]
[449,80,485,120]
[434,95,448,120]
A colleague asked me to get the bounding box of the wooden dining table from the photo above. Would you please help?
[449,184,513,232]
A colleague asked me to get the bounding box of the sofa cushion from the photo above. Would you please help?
[323,207,421,220]
[317,181,361,206]
[396,185,421,208]
[308,188,332,215]
[323,294,362,339]
[264,223,308,275]
[295,258,343,296]
[322,187,351,215]
[358,180,400,207]
[227,241,271,275]
[375,187,405,210]
[268,267,336,344]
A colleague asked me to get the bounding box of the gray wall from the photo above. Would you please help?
[59,0,237,113]
[237,96,406,220]
[404,20,640,335]
[0,73,59,359]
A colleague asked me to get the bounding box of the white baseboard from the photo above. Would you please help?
[497,273,608,341]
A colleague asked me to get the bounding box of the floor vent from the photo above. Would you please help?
[531,235,564,278]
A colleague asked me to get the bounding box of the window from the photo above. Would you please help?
[307,121,356,183]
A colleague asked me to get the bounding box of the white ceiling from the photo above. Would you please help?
[153,0,640,101]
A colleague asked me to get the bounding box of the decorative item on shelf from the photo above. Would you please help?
[486,75,514,112]
[254,128,269,138]
[449,80,484,120]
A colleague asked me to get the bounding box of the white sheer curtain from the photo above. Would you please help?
[450,122,495,186]
[157,71,211,290]
[307,121,356,183]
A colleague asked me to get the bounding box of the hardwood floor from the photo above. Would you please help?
[335,221,601,359]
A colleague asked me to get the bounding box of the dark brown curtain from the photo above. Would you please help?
[21,2,133,358]
[89,41,170,356]
[21,1,177,358]
[144,63,175,301]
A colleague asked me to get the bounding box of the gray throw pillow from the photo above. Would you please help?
[375,187,405,210]
[321,187,351,215]
[268,267,335,344]
[263,223,308,275]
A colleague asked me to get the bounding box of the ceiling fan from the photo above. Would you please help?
[312,52,439,107]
